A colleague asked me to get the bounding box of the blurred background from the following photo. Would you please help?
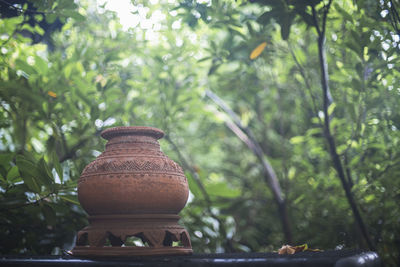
[0,0,399,265]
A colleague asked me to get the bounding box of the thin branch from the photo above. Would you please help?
[343,153,354,188]
[0,192,54,211]
[19,116,27,154]
[206,89,292,243]
[206,90,283,203]
[59,139,87,163]
[58,129,102,163]
[311,1,334,108]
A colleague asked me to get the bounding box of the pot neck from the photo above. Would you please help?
[101,126,164,152]
[105,134,161,151]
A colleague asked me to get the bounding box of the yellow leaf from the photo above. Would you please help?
[47,91,57,98]
[278,245,296,255]
[293,244,308,252]
[277,244,323,254]
[250,42,267,60]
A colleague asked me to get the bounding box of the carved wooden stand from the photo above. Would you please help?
[72,214,192,256]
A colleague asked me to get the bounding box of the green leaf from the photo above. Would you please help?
[246,21,255,36]
[351,78,362,91]
[0,166,7,180]
[334,3,353,23]
[208,64,221,75]
[15,59,36,74]
[257,11,274,25]
[0,173,6,183]
[46,13,57,23]
[42,203,57,226]
[63,10,85,22]
[51,151,63,182]
[59,194,80,205]
[296,10,314,26]
[186,172,202,198]
[33,25,45,35]
[16,155,41,193]
[34,55,48,74]
[279,11,293,40]
[364,194,375,203]
[350,155,360,166]
[198,57,212,62]
[294,195,305,204]
[290,136,305,144]
[6,165,20,182]
[22,173,41,193]
[327,103,336,116]
[38,158,54,188]
[0,153,14,166]
[206,182,241,198]
[64,63,73,78]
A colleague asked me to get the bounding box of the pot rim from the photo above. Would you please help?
[101,126,165,140]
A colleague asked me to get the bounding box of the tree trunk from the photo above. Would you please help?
[312,2,375,251]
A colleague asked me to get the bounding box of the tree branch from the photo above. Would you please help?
[59,138,89,163]
[205,90,292,243]
[311,1,376,251]
[206,90,283,202]
[59,129,102,163]
[0,192,54,211]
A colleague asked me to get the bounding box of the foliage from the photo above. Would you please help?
[0,0,399,265]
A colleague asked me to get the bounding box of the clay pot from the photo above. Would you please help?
[72,126,192,256]
[78,126,189,215]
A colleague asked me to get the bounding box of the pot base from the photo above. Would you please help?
[72,214,192,256]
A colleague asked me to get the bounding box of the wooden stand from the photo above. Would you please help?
[72,214,192,256]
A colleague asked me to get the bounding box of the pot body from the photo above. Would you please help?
[78,126,189,215]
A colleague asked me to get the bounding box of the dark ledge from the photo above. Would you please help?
[0,250,380,267]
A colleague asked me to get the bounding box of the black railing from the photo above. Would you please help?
[0,250,380,267]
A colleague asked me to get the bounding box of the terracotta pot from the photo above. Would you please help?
[78,126,189,215]
[72,126,192,256]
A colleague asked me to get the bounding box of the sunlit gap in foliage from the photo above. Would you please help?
[95,0,202,63]
[98,0,181,41]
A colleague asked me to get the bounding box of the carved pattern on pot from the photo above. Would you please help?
[81,157,184,176]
